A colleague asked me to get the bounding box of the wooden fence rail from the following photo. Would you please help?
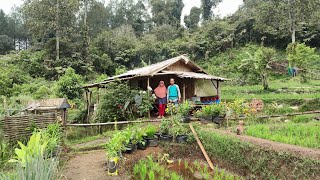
[65,110,320,127]
[65,119,162,127]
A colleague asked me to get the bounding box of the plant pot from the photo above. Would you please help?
[159,134,173,142]
[176,135,188,143]
[181,116,191,123]
[146,136,159,147]
[199,117,211,124]
[125,143,137,154]
[212,115,224,124]
[155,132,161,139]
[107,158,119,176]
[137,140,148,150]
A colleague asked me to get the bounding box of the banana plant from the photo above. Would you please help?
[9,132,48,167]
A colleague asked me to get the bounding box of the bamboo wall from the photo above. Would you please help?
[2,113,56,141]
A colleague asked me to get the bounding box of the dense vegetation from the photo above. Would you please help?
[1,0,320,119]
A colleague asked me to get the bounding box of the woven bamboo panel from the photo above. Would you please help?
[2,113,57,142]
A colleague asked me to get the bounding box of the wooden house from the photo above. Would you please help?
[84,55,227,104]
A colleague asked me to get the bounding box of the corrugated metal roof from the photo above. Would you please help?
[109,55,196,80]
[84,55,228,88]
[162,71,227,80]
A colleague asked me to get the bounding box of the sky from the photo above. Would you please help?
[0,0,243,16]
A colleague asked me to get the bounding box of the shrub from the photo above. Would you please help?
[198,103,226,119]
[56,67,83,100]
[95,82,153,122]
[177,100,192,117]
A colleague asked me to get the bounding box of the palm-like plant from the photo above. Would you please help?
[239,47,275,90]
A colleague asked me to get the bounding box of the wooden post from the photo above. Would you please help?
[189,123,215,171]
[3,96,9,116]
[183,81,186,102]
[97,87,100,105]
[62,108,66,126]
[216,81,219,96]
[147,78,151,119]
[85,90,90,123]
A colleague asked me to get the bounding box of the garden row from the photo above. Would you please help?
[245,123,320,148]
[132,155,242,180]
[105,118,192,175]
[197,127,320,179]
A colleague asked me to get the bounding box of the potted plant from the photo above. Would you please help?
[143,125,159,147]
[199,104,226,124]
[134,128,148,150]
[177,100,192,123]
[105,132,125,175]
[159,119,173,141]
[122,128,137,154]
[169,120,189,143]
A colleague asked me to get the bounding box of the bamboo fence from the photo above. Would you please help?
[2,113,56,141]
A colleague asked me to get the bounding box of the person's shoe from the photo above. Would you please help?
[157,116,162,119]
[161,116,165,118]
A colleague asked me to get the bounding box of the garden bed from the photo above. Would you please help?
[197,127,320,179]
[244,123,320,148]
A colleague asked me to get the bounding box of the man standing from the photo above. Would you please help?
[167,78,181,105]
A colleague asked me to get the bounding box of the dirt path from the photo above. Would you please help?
[202,128,320,160]
[61,150,128,180]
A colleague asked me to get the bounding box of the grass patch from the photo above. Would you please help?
[197,127,320,179]
[221,79,320,101]
[245,123,320,148]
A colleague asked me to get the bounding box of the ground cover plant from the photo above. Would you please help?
[245,123,320,148]
[132,155,242,180]
[221,79,320,101]
[197,127,320,179]
[0,123,62,179]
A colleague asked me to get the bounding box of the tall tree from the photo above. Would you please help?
[0,10,8,35]
[150,0,184,27]
[249,0,320,44]
[201,0,222,20]
[22,0,79,60]
[184,7,201,30]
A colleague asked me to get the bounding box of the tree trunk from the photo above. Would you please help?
[288,0,296,44]
[291,26,296,44]
[56,0,60,61]
[262,74,268,90]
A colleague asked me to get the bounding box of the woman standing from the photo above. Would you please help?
[154,81,167,118]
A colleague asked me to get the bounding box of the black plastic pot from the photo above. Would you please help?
[176,135,188,143]
[146,135,159,147]
[137,140,148,150]
[125,143,137,154]
[200,117,211,124]
[159,134,173,142]
[107,158,118,175]
[212,115,224,124]
[154,132,161,139]
[182,116,191,123]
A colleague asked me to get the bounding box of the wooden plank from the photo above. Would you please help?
[189,123,215,170]
[65,119,162,127]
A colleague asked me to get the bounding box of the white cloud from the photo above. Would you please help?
[0,0,243,18]
[0,0,24,14]
[182,0,243,17]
